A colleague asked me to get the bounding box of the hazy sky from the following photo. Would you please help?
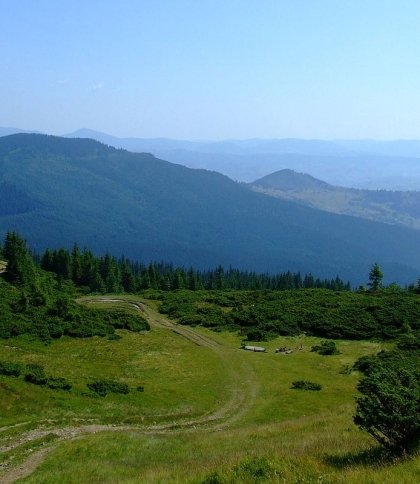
[1,1,420,139]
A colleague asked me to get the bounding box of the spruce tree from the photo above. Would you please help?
[368,263,384,291]
[3,232,36,287]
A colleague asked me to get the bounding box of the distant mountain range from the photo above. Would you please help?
[62,129,420,190]
[2,127,420,189]
[1,133,420,285]
[0,127,40,137]
[63,128,420,158]
[250,169,420,231]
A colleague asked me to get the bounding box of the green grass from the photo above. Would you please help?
[1,297,418,483]
[20,424,420,483]
[0,314,228,430]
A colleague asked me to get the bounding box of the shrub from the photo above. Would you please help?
[246,328,270,342]
[291,380,322,391]
[311,340,339,355]
[47,377,72,391]
[107,333,122,341]
[397,332,420,352]
[107,310,150,332]
[24,364,47,385]
[354,354,419,452]
[0,360,24,377]
[353,354,378,373]
[87,379,130,397]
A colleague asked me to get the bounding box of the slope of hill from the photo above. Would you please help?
[1,134,420,284]
[2,128,419,188]
[250,170,420,231]
[156,150,420,189]
[62,128,420,189]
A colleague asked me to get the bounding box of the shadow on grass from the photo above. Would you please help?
[323,446,400,469]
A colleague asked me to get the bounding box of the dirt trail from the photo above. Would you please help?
[0,297,258,483]
[1,448,52,484]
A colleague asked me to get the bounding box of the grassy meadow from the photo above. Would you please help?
[0,297,418,482]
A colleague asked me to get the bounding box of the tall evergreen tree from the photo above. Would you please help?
[71,243,82,285]
[3,232,36,287]
[368,263,384,291]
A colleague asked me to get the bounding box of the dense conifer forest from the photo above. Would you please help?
[38,242,351,293]
[2,134,420,285]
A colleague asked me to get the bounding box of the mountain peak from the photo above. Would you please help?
[251,169,332,191]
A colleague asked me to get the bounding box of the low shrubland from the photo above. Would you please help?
[159,288,419,341]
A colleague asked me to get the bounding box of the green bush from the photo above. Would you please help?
[24,364,47,385]
[311,340,339,355]
[354,355,419,452]
[46,377,72,391]
[87,379,130,397]
[245,328,270,342]
[107,333,122,341]
[291,380,322,391]
[160,288,420,341]
[0,360,24,377]
[397,332,420,351]
[353,354,378,373]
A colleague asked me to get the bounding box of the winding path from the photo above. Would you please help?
[0,297,258,483]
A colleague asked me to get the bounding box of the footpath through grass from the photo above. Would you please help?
[1,297,418,483]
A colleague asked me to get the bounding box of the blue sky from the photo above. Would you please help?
[1,0,420,139]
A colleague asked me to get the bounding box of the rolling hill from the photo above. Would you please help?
[62,128,420,189]
[1,133,420,284]
[3,128,420,189]
[250,169,420,231]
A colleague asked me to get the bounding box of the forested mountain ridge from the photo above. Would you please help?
[1,133,420,284]
[62,128,420,189]
[250,169,420,231]
[3,127,420,188]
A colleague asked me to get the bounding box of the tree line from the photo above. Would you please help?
[0,232,149,341]
[35,241,350,293]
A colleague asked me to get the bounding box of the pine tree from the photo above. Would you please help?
[71,243,82,285]
[3,232,36,287]
[368,263,384,291]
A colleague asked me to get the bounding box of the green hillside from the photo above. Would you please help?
[251,169,420,231]
[0,239,418,481]
[1,293,418,482]
[1,134,420,284]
